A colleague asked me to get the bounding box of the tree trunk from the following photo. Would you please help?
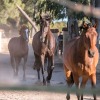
[68,16,79,40]
[16,4,38,33]
[67,16,72,40]
[95,0,100,50]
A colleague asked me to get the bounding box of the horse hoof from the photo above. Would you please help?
[43,80,46,85]
[47,79,50,83]
[46,77,50,83]
[47,81,50,86]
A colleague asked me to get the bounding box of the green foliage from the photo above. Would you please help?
[25,0,66,24]
[0,0,23,24]
[22,0,90,24]
[51,21,67,32]
[68,0,90,20]
[0,0,91,27]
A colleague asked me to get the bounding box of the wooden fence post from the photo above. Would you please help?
[62,27,69,53]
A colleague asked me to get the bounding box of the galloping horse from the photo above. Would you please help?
[8,24,29,80]
[63,23,99,100]
[32,15,56,85]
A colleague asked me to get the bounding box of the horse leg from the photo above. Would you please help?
[64,65,74,100]
[10,55,16,76]
[41,55,46,85]
[15,57,21,77]
[46,56,51,83]
[33,53,38,69]
[80,76,88,100]
[44,56,47,71]
[73,74,80,100]
[46,55,55,83]
[90,73,97,100]
[23,56,27,81]
[37,69,40,80]
[34,53,41,80]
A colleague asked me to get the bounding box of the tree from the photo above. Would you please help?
[22,0,66,24]
[31,0,91,38]
[95,0,100,49]
[21,0,93,39]
[0,0,93,34]
[0,0,23,25]
[67,0,91,39]
[51,21,67,32]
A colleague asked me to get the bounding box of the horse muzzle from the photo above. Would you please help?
[88,49,95,58]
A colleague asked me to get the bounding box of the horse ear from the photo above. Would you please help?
[82,22,88,29]
[93,24,97,28]
[93,21,98,29]
[93,19,98,29]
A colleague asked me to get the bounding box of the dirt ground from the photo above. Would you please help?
[0,38,100,100]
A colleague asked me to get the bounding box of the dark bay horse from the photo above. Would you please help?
[32,15,56,85]
[63,23,99,100]
[8,24,29,80]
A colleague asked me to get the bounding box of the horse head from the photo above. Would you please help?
[39,15,51,43]
[81,23,98,58]
[19,24,29,42]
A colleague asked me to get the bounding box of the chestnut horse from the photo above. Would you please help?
[8,24,29,80]
[63,23,99,100]
[32,15,56,85]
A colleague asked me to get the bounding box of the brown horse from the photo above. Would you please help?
[63,23,99,100]
[8,24,29,80]
[32,15,56,85]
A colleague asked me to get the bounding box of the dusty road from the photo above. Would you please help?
[0,38,100,100]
